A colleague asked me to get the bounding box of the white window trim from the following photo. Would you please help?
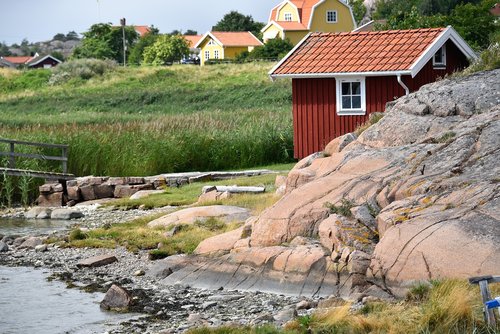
[336,77,366,116]
[326,10,338,23]
[208,40,215,46]
[214,50,219,59]
[284,12,293,21]
[204,50,210,61]
[432,44,446,68]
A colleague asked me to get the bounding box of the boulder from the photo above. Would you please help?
[100,284,132,311]
[24,207,52,219]
[94,184,114,199]
[77,254,118,268]
[79,185,96,201]
[114,184,153,198]
[67,186,81,201]
[148,206,251,228]
[36,192,63,207]
[194,227,244,256]
[129,190,164,200]
[50,209,84,220]
[324,132,357,155]
[19,237,43,249]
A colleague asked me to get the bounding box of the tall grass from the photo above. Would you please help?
[0,63,293,177]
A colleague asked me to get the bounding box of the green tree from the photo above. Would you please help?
[66,31,80,40]
[185,29,198,36]
[51,51,65,62]
[72,23,139,63]
[0,42,11,56]
[244,38,293,61]
[350,0,367,24]
[212,11,265,37]
[142,35,190,65]
[53,33,66,41]
[448,0,496,50]
[129,29,160,65]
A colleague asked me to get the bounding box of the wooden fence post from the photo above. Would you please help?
[9,142,15,169]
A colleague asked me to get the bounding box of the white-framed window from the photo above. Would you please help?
[326,10,337,23]
[214,50,219,59]
[284,12,293,21]
[336,77,366,115]
[208,40,215,46]
[433,45,446,67]
[204,50,210,61]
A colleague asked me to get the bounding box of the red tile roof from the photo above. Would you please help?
[183,35,203,47]
[134,25,151,37]
[2,56,34,64]
[271,28,448,76]
[274,22,308,31]
[206,32,263,47]
[269,0,343,30]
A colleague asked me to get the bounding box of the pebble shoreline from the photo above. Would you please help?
[0,206,316,334]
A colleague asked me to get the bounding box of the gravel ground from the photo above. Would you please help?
[0,206,317,333]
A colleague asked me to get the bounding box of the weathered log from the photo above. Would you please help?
[202,185,265,194]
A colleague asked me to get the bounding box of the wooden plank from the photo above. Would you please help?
[0,151,68,162]
[469,276,500,284]
[0,138,69,149]
[0,167,75,180]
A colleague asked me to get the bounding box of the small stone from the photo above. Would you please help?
[35,244,48,252]
[201,301,217,309]
[187,313,204,324]
[25,207,52,219]
[273,307,297,324]
[0,241,9,252]
[134,270,145,276]
[77,254,118,268]
[144,306,155,314]
[295,299,317,310]
[181,304,194,310]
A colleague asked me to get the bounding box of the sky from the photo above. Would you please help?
[0,0,274,45]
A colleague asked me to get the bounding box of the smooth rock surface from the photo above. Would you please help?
[148,206,251,228]
[100,284,132,311]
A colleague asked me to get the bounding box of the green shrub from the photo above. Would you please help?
[324,198,356,217]
[49,58,116,84]
[69,228,88,241]
[0,69,51,93]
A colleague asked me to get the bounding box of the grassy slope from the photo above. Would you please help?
[0,63,293,176]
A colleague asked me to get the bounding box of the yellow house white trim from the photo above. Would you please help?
[308,0,357,30]
[275,1,300,21]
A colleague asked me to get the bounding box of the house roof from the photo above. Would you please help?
[27,55,62,67]
[270,26,478,79]
[134,26,151,37]
[183,35,203,47]
[267,0,354,31]
[2,56,35,64]
[194,32,263,48]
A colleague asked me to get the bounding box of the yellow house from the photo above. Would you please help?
[261,0,356,45]
[195,32,263,66]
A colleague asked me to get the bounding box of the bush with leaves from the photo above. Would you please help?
[49,58,116,85]
[142,35,190,65]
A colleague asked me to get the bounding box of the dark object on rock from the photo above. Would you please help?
[100,284,132,311]
[77,254,118,268]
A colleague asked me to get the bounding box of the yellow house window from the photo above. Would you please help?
[208,40,215,46]
[326,10,337,23]
[214,50,219,59]
[204,50,210,61]
[284,12,292,21]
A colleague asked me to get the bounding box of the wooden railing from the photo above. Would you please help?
[469,275,500,327]
[0,138,74,180]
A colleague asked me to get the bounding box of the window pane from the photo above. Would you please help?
[342,96,351,109]
[342,82,351,95]
[352,96,361,109]
[352,82,361,94]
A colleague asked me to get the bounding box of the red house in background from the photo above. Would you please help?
[1,53,62,69]
[269,26,477,159]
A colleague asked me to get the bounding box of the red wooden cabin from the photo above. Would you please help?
[269,26,477,159]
